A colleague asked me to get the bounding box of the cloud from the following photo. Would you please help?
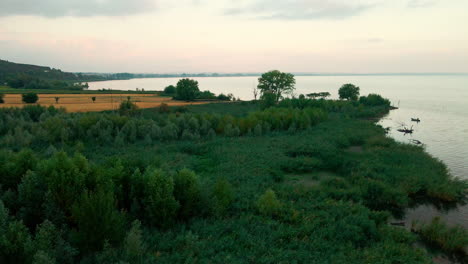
[0,0,157,17]
[224,0,380,20]
[407,0,437,8]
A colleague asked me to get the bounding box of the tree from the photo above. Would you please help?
[22,93,39,104]
[71,189,125,253]
[0,93,4,104]
[91,97,96,103]
[54,97,59,104]
[307,92,331,99]
[339,84,360,101]
[257,70,295,102]
[173,169,201,219]
[175,78,199,101]
[164,85,176,95]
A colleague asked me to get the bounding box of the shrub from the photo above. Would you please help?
[159,103,170,113]
[0,93,4,103]
[211,178,233,216]
[22,93,39,104]
[164,85,176,95]
[217,93,231,101]
[414,217,468,253]
[119,100,139,116]
[359,94,391,107]
[197,90,216,100]
[256,189,283,217]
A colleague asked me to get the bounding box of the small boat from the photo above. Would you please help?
[411,118,421,123]
[411,139,422,145]
[397,126,414,134]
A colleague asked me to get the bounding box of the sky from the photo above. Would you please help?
[0,0,467,73]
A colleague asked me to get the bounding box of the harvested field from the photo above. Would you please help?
[0,94,208,112]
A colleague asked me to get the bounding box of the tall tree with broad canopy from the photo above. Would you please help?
[257,70,296,102]
[339,84,360,101]
[175,78,200,101]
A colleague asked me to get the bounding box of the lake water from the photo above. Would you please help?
[89,75,468,228]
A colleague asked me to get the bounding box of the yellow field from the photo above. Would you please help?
[0,94,208,112]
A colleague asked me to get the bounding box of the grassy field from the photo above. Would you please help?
[0,93,210,112]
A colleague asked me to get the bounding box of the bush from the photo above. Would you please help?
[0,93,4,104]
[197,90,216,100]
[119,100,139,116]
[159,103,170,113]
[22,93,39,104]
[256,189,283,217]
[414,217,468,253]
[211,178,233,216]
[217,93,231,101]
[359,94,391,107]
[164,85,176,95]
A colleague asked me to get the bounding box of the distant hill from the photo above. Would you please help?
[0,59,83,83]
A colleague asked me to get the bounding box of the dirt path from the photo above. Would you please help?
[0,94,208,112]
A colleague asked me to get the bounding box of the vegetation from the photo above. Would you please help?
[0,93,4,104]
[413,217,468,254]
[307,92,331,99]
[163,85,176,95]
[0,85,465,263]
[22,93,39,104]
[175,78,200,101]
[257,70,296,102]
[339,83,360,101]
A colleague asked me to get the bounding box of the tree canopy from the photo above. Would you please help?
[175,79,200,101]
[257,70,296,102]
[339,84,360,101]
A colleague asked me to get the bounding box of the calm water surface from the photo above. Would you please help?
[89,75,468,227]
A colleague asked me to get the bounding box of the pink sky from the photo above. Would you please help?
[0,0,467,73]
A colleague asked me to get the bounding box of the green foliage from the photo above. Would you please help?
[175,78,200,101]
[38,152,89,215]
[339,83,360,101]
[260,91,277,109]
[0,92,464,263]
[131,168,179,227]
[163,85,176,95]
[173,169,202,219]
[256,189,282,216]
[71,190,125,253]
[91,96,96,103]
[307,92,331,99]
[211,178,234,216]
[159,102,170,113]
[119,99,139,116]
[22,93,39,104]
[414,217,468,253]
[360,93,391,107]
[257,70,296,102]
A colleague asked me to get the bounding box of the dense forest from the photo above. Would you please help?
[0,84,466,263]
